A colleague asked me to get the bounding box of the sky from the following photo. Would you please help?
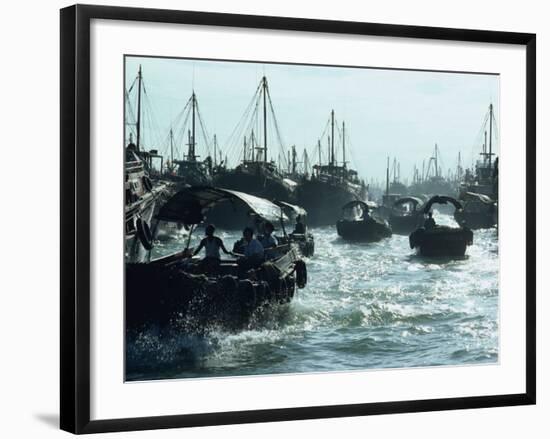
[125,56,499,185]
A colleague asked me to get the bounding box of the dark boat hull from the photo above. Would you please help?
[297,179,363,226]
[409,226,473,257]
[126,247,306,330]
[454,207,496,230]
[215,169,294,202]
[389,213,423,235]
[336,218,392,242]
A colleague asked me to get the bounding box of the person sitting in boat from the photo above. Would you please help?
[191,224,233,273]
[360,207,370,221]
[424,211,436,230]
[293,215,306,235]
[236,226,265,273]
[259,222,278,249]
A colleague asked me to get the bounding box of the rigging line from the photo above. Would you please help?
[223,80,263,150]
[228,87,263,165]
[266,92,288,162]
[195,102,212,157]
[126,76,138,94]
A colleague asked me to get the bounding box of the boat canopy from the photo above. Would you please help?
[275,200,307,218]
[423,195,463,214]
[157,186,287,225]
[462,191,495,204]
[342,200,370,212]
[393,196,424,210]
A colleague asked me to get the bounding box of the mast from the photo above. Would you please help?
[331,110,335,166]
[262,76,268,163]
[213,134,217,167]
[342,121,346,167]
[243,136,247,163]
[318,139,322,167]
[489,103,493,166]
[434,144,439,178]
[385,157,390,196]
[287,150,291,173]
[292,145,297,174]
[136,65,142,151]
[190,91,196,161]
[169,128,174,171]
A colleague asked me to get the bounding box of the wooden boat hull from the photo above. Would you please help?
[336,218,392,242]
[409,226,473,257]
[389,213,423,235]
[297,179,364,226]
[126,247,306,330]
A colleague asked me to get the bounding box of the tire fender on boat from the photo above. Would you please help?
[238,280,256,310]
[295,259,307,288]
[136,218,154,250]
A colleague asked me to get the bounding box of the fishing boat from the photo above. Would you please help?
[167,91,214,187]
[389,196,426,235]
[124,66,174,260]
[125,144,170,263]
[408,144,456,198]
[336,200,392,242]
[126,187,308,330]
[458,103,499,200]
[214,76,296,202]
[409,195,473,257]
[297,111,367,226]
[454,191,497,229]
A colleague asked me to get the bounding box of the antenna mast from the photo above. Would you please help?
[136,65,142,151]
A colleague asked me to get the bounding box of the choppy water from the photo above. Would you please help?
[126,212,499,381]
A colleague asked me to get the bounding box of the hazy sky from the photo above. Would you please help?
[125,56,499,184]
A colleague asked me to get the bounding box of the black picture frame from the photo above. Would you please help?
[60,4,536,434]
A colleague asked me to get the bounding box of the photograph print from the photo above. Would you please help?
[124,55,499,382]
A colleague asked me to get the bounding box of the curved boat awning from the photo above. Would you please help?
[462,191,495,204]
[423,195,463,213]
[342,200,370,212]
[275,200,307,217]
[157,186,287,225]
[393,196,424,209]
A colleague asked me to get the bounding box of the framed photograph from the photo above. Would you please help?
[60,4,536,434]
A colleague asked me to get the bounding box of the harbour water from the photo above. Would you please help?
[126,212,498,381]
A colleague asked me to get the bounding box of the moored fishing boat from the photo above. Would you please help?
[336,200,392,242]
[454,192,497,229]
[126,187,308,330]
[125,145,170,263]
[296,111,367,225]
[214,76,296,202]
[409,195,473,257]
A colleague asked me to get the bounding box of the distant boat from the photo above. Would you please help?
[409,196,473,257]
[389,196,426,235]
[297,111,367,226]
[167,91,214,187]
[408,144,456,198]
[336,201,392,242]
[458,103,499,200]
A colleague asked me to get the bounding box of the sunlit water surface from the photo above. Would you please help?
[126,212,499,381]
